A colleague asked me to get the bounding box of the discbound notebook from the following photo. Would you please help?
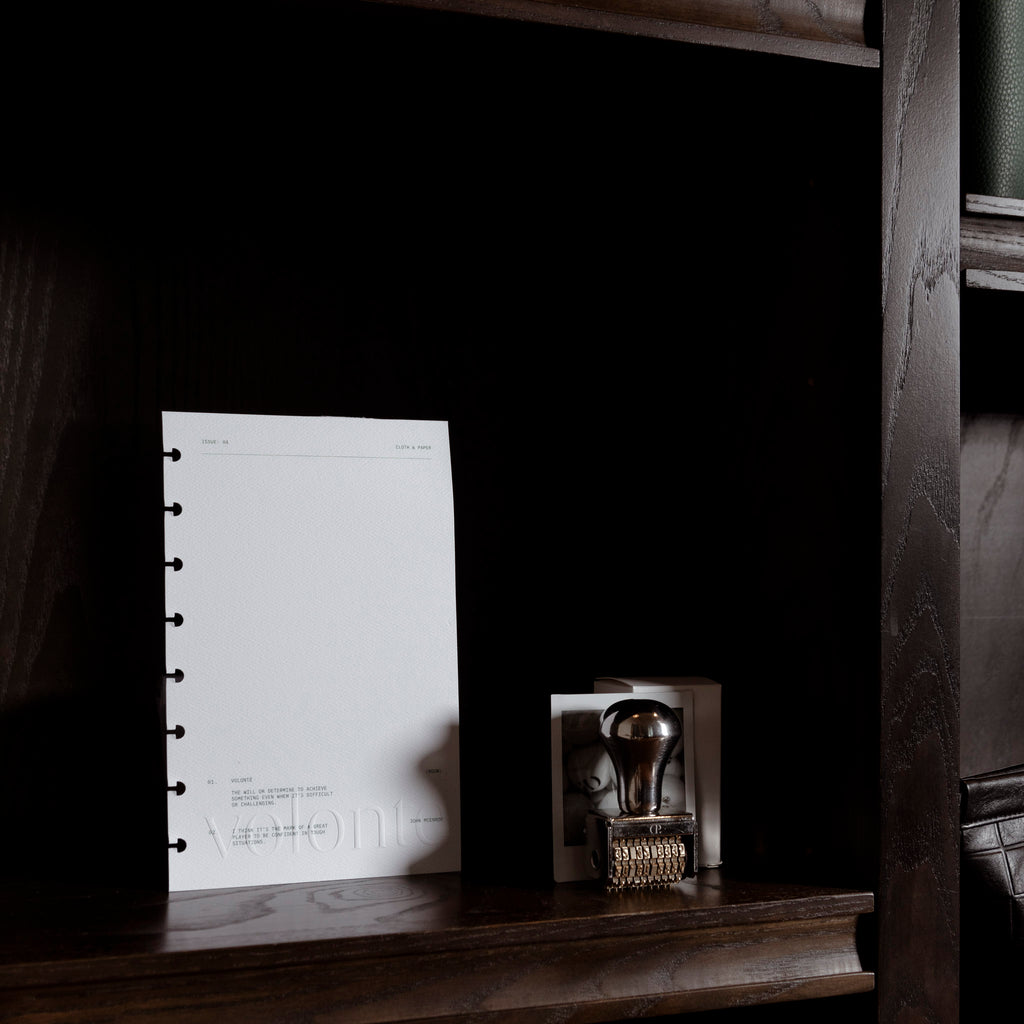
[163,411,460,892]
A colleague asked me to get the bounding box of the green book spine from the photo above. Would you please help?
[964,2,1024,200]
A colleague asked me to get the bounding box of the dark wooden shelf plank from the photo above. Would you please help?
[367,0,880,67]
[966,193,1024,218]
[880,1,960,1020]
[964,268,1024,292]
[0,872,873,1022]
[962,213,1024,274]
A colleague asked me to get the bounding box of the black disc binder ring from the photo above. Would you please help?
[164,450,187,861]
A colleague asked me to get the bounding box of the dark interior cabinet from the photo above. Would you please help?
[0,1,960,1021]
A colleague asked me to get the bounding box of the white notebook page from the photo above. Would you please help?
[163,411,459,891]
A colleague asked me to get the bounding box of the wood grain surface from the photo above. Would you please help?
[966,193,1024,218]
[962,213,1024,273]
[537,0,872,43]
[368,0,880,65]
[964,267,1024,291]
[879,0,960,1021]
[0,872,873,1022]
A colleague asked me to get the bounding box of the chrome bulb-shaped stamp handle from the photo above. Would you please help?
[587,698,696,889]
[599,699,681,817]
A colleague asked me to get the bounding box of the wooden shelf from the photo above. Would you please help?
[0,872,873,1023]
[966,193,1024,218]
[964,268,1024,293]
[962,210,1024,280]
[0,0,957,1020]
[368,0,880,66]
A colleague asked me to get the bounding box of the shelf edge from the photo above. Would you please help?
[966,193,1024,219]
[2,913,874,1023]
[364,0,881,67]
[964,268,1024,292]
[962,213,1024,274]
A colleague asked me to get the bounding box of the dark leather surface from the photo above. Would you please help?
[962,765,1024,945]
[963,3,1024,199]
[963,763,1024,825]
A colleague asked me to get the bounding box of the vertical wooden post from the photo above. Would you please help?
[880,0,960,1020]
